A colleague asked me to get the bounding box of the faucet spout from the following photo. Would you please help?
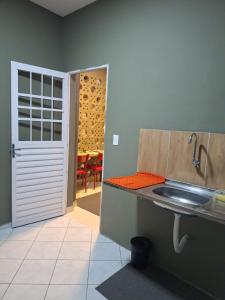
[188,133,200,168]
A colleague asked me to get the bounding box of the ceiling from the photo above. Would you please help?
[30,0,97,17]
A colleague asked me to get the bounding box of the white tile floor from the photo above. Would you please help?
[0,207,131,300]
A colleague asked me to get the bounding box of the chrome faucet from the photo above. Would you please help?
[188,133,200,168]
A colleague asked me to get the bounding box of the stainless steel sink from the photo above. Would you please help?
[152,185,211,207]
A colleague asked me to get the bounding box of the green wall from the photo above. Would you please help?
[0,0,63,225]
[63,0,225,298]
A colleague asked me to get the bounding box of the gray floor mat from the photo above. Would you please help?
[96,263,213,300]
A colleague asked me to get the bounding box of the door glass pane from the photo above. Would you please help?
[18,108,30,118]
[17,71,64,143]
[19,121,30,141]
[53,100,62,110]
[43,75,52,97]
[53,77,62,98]
[18,96,30,107]
[32,110,41,119]
[18,71,30,94]
[32,121,41,141]
[43,99,51,109]
[53,111,62,120]
[43,110,51,119]
[53,122,62,141]
[32,73,42,95]
[32,97,41,107]
[43,122,51,141]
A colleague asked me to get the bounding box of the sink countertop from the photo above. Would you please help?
[103,180,225,225]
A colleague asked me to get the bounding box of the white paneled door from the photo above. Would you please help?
[11,62,69,227]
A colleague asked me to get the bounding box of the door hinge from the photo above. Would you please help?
[10,144,15,158]
[10,144,21,158]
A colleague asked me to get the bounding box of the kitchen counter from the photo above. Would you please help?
[104,180,225,225]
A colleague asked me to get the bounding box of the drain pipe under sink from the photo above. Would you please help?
[153,201,190,254]
[173,213,189,254]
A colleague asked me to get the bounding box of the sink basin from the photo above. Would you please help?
[152,186,211,207]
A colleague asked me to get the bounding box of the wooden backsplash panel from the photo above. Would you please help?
[137,129,170,176]
[137,129,225,189]
[205,133,225,190]
[166,131,209,186]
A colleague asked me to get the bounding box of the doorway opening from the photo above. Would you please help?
[68,66,108,217]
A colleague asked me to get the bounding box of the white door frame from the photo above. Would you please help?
[11,61,69,227]
[68,64,109,220]
[10,61,109,226]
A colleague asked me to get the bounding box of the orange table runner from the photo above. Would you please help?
[105,172,165,190]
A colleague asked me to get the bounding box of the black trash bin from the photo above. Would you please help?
[130,236,152,269]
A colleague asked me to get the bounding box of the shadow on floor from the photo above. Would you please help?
[77,192,101,216]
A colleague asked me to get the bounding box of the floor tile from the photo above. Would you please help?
[120,246,131,261]
[87,285,107,300]
[64,228,92,242]
[13,260,55,284]
[45,285,86,300]
[58,242,90,260]
[26,241,62,259]
[68,219,89,228]
[79,217,100,231]
[44,216,70,228]
[90,243,121,261]
[0,241,32,259]
[51,260,89,284]
[36,228,66,242]
[0,260,22,283]
[2,284,48,300]
[0,228,12,241]
[70,208,100,231]
[92,231,113,243]
[88,261,122,285]
[0,284,8,298]
[7,227,40,241]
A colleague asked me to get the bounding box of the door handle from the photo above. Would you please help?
[10,144,22,158]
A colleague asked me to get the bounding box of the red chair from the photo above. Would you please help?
[88,153,103,189]
[76,154,89,192]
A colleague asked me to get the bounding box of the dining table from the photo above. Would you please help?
[77,150,104,158]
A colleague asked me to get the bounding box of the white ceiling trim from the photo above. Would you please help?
[30,0,97,17]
